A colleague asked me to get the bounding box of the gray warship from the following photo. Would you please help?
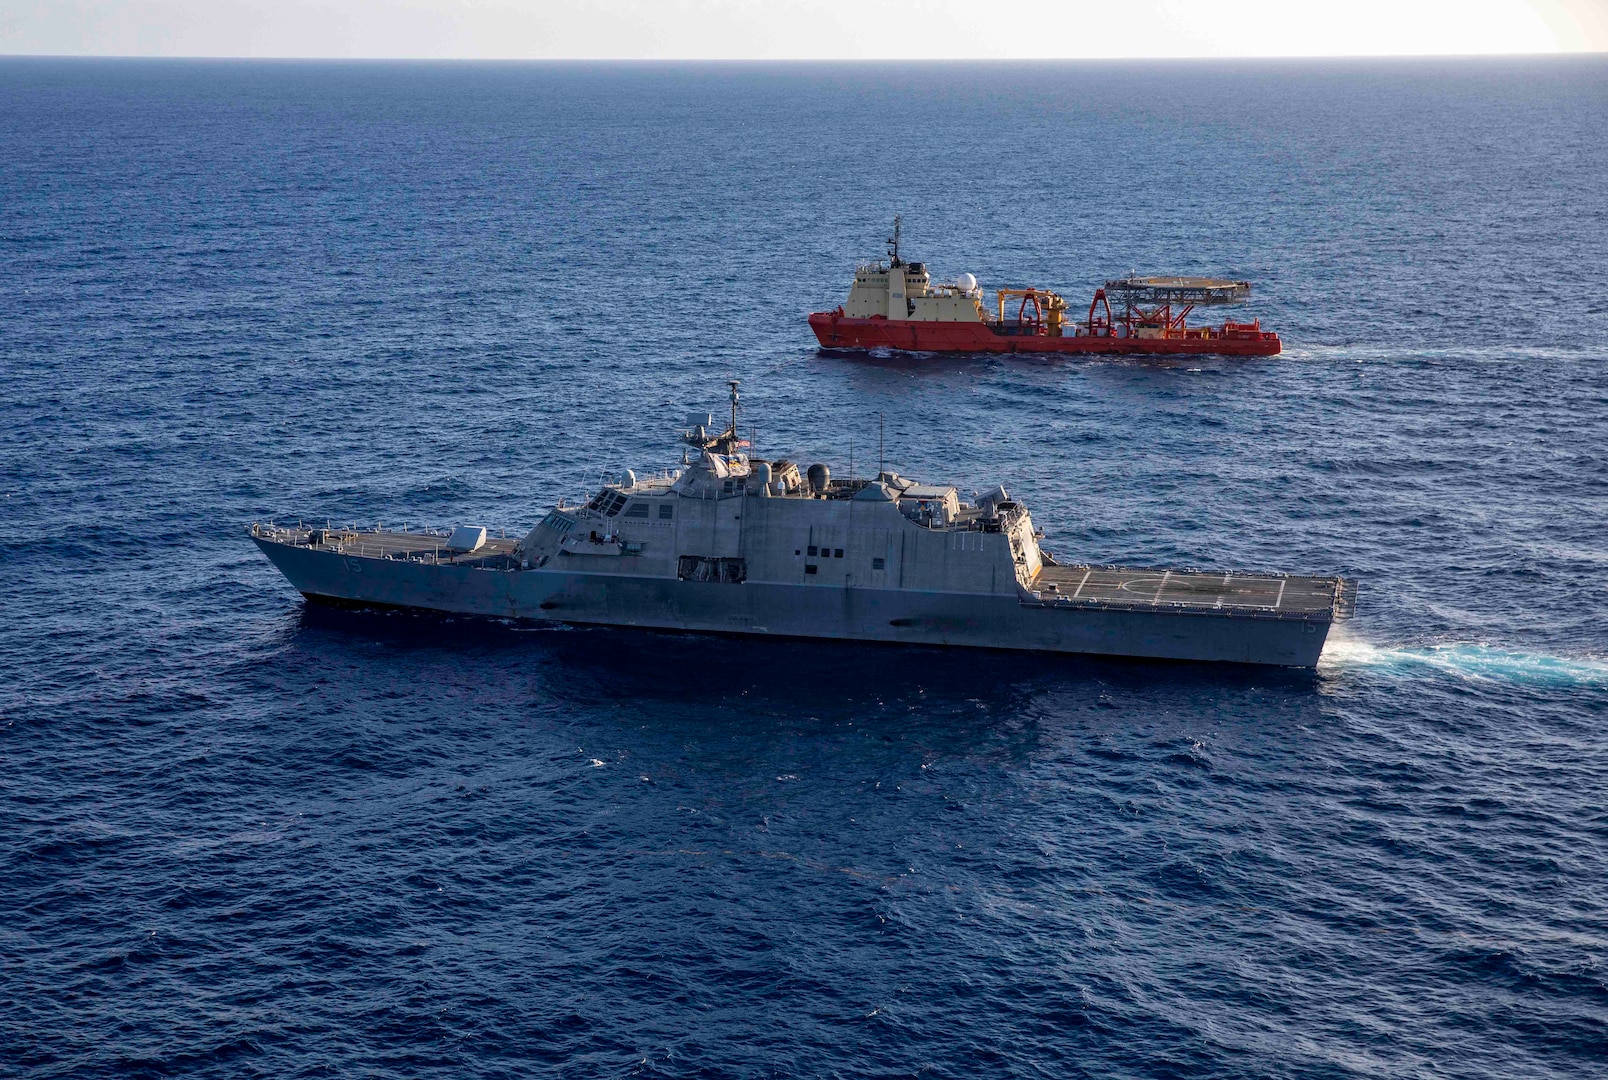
[251,385,1356,667]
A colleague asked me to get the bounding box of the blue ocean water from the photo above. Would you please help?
[3,55,1607,1078]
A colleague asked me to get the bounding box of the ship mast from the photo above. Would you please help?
[681,380,745,457]
[887,215,902,268]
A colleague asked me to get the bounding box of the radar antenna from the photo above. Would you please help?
[886,215,903,267]
[681,380,747,457]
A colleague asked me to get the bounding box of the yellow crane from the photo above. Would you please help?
[995,287,1070,336]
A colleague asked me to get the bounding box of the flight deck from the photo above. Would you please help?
[1031,564,1354,620]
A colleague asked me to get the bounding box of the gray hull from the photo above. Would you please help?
[254,536,1336,667]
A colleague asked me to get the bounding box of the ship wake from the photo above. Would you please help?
[1320,635,1608,689]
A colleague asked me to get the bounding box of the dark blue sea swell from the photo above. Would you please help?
[2,57,1607,1078]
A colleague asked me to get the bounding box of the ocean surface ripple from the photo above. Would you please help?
[2,57,1606,1078]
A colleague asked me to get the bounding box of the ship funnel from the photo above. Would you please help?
[807,463,830,494]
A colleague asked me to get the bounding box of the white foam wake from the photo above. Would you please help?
[1320,634,1608,689]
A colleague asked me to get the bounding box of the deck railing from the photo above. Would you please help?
[250,522,516,567]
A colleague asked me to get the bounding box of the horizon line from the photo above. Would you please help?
[4,51,1606,63]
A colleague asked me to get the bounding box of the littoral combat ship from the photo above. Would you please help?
[810,218,1281,357]
[251,385,1355,667]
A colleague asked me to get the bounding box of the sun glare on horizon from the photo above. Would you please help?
[2,0,1606,60]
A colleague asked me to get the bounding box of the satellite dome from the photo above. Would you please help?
[956,272,977,293]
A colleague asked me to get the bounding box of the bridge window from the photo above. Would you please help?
[621,503,649,519]
[586,491,628,517]
[658,504,674,520]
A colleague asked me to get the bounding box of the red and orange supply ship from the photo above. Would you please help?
[809,220,1281,357]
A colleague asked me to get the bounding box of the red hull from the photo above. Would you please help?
[808,312,1281,357]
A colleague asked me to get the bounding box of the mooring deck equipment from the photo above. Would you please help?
[253,525,519,566]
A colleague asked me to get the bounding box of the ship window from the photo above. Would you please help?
[872,557,885,570]
[658,504,674,520]
[588,491,629,517]
[807,545,818,556]
[805,564,818,575]
[622,503,649,519]
[834,548,844,558]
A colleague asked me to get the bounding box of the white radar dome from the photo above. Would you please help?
[956,273,977,293]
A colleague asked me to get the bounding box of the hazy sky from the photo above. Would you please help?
[4,0,1607,59]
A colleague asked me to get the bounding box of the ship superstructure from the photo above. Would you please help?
[250,385,1353,667]
[810,218,1281,357]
